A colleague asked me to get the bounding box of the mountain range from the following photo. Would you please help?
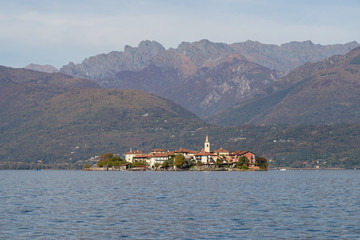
[2,39,360,169]
[60,40,359,119]
[61,39,359,78]
[209,47,360,125]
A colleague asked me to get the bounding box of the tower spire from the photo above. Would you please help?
[204,135,210,152]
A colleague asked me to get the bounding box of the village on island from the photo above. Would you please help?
[84,136,268,171]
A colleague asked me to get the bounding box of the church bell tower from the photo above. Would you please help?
[204,135,210,152]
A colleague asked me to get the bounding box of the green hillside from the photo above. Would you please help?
[0,66,206,168]
[1,66,360,169]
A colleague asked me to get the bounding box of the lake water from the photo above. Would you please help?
[0,170,359,239]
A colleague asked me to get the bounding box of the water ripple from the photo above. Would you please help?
[1,170,360,239]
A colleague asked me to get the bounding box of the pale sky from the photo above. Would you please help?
[1,0,359,68]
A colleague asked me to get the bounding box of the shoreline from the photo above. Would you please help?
[269,167,349,170]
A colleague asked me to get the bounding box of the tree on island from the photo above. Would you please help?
[97,152,127,168]
[236,156,249,169]
[255,156,268,170]
[216,158,224,167]
[131,160,147,168]
[161,160,170,169]
[161,156,174,169]
[174,153,186,169]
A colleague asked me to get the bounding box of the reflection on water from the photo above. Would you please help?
[1,170,359,239]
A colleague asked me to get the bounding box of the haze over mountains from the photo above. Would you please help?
[60,39,359,119]
[24,64,59,73]
[2,39,360,169]
[61,39,359,78]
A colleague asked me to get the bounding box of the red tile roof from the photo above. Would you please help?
[194,150,211,156]
[215,148,229,153]
[175,148,191,153]
[151,149,165,152]
[230,151,249,156]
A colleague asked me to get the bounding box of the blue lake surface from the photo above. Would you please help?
[1,170,359,239]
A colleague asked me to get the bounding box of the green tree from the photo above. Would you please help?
[237,156,249,168]
[100,152,114,161]
[131,161,147,167]
[161,160,170,169]
[187,159,196,168]
[174,153,185,169]
[216,158,223,167]
[255,156,268,170]
[168,156,174,167]
[97,153,127,168]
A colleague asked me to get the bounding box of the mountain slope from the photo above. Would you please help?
[1,66,360,169]
[209,47,360,125]
[105,54,282,118]
[102,63,181,96]
[0,66,205,167]
[58,40,359,120]
[163,55,281,118]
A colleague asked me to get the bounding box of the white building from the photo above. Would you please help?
[125,150,143,162]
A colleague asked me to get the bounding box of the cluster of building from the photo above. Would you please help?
[124,136,258,169]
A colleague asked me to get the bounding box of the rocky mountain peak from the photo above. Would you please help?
[170,39,232,68]
[139,40,165,51]
[125,40,166,55]
[60,39,360,81]
[60,40,166,80]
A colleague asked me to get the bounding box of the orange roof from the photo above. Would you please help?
[175,148,191,153]
[215,148,229,153]
[230,151,251,156]
[151,149,165,152]
[195,150,211,156]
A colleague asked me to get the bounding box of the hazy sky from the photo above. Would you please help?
[1,0,359,68]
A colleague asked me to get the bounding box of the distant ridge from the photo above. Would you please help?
[59,40,359,119]
[24,64,59,73]
[60,39,359,79]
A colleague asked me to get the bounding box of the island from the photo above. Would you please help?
[84,136,268,171]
